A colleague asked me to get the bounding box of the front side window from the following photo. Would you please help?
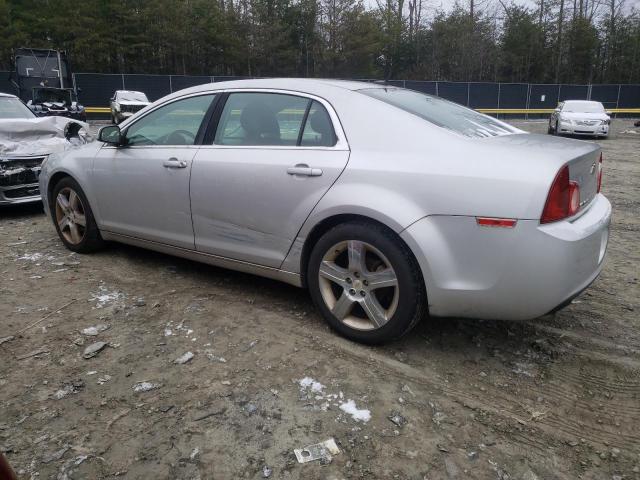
[0,97,35,119]
[215,93,312,146]
[360,88,519,138]
[125,94,215,146]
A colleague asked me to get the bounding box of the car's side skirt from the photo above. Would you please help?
[100,231,303,288]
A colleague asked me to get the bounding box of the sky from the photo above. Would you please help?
[363,0,640,17]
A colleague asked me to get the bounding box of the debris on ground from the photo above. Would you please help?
[0,336,15,346]
[81,324,110,336]
[388,411,407,427]
[262,465,272,477]
[174,351,194,364]
[16,347,49,360]
[53,380,84,400]
[294,438,341,465]
[132,381,161,393]
[82,342,107,359]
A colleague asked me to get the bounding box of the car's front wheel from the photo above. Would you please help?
[51,177,105,253]
[307,222,425,344]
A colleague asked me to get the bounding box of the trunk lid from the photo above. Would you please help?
[480,133,601,216]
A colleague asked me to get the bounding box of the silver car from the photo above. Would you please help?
[39,79,611,344]
[548,100,610,138]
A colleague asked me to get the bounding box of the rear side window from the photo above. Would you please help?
[300,101,337,147]
[359,88,519,138]
[215,93,309,146]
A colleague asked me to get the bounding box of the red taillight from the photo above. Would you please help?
[541,165,580,224]
[597,152,603,193]
[476,217,517,228]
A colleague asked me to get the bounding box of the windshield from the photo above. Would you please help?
[562,101,605,113]
[0,97,35,119]
[359,88,518,138]
[33,88,72,104]
[118,91,149,102]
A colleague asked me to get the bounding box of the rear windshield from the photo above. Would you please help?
[359,88,518,138]
[562,101,605,113]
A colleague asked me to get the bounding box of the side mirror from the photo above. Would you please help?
[98,125,123,145]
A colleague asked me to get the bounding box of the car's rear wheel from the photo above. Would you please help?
[52,177,104,253]
[307,222,425,344]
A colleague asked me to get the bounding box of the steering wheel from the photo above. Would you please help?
[166,129,196,145]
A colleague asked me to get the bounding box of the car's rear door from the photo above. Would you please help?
[92,93,216,249]
[190,91,350,268]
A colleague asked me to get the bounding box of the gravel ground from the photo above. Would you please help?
[1,119,639,480]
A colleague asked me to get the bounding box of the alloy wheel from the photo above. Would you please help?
[318,240,399,331]
[55,187,87,245]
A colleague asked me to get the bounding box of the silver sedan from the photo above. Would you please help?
[39,79,611,344]
[548,100,610,137]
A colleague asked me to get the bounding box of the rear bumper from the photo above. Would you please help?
[401,194,611,320]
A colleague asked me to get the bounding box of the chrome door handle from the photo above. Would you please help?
[287,165,323,177]
[163,158,187,169]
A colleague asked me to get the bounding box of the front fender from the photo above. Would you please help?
[39,142,102,223]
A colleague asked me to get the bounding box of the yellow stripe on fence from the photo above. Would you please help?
[86,106,640,115]
[477,108,640,114]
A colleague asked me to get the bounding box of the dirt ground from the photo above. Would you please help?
[1,119,639,480]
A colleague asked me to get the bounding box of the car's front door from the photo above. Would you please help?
[190,91,350,268]
[92,93,216,249]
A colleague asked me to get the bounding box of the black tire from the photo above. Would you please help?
[554,120,560,136]
[50,177,105,253]
[547,122,554,134]
[307,221,426,345]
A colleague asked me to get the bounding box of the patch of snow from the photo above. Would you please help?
[299,377,325,393]
[18,252,43,261]
[339,399,371,423]
[90,286,124,308]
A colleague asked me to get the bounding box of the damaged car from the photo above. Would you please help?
[27,86,86,121]
[110,90,150,124]
[1,92,91,206]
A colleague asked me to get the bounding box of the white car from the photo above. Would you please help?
[549,100,610,138]
[110,90,150,124]
[39,79,610,344]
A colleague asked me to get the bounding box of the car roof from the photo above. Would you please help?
[162,78,382,102]
[0,92,18,99]
[116,90,146,94]
[563,100,602,105]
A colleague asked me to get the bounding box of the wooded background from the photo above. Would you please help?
[1,0,639,84]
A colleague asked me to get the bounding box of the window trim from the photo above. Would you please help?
[103,88,349,151]
[200,88,349,151]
